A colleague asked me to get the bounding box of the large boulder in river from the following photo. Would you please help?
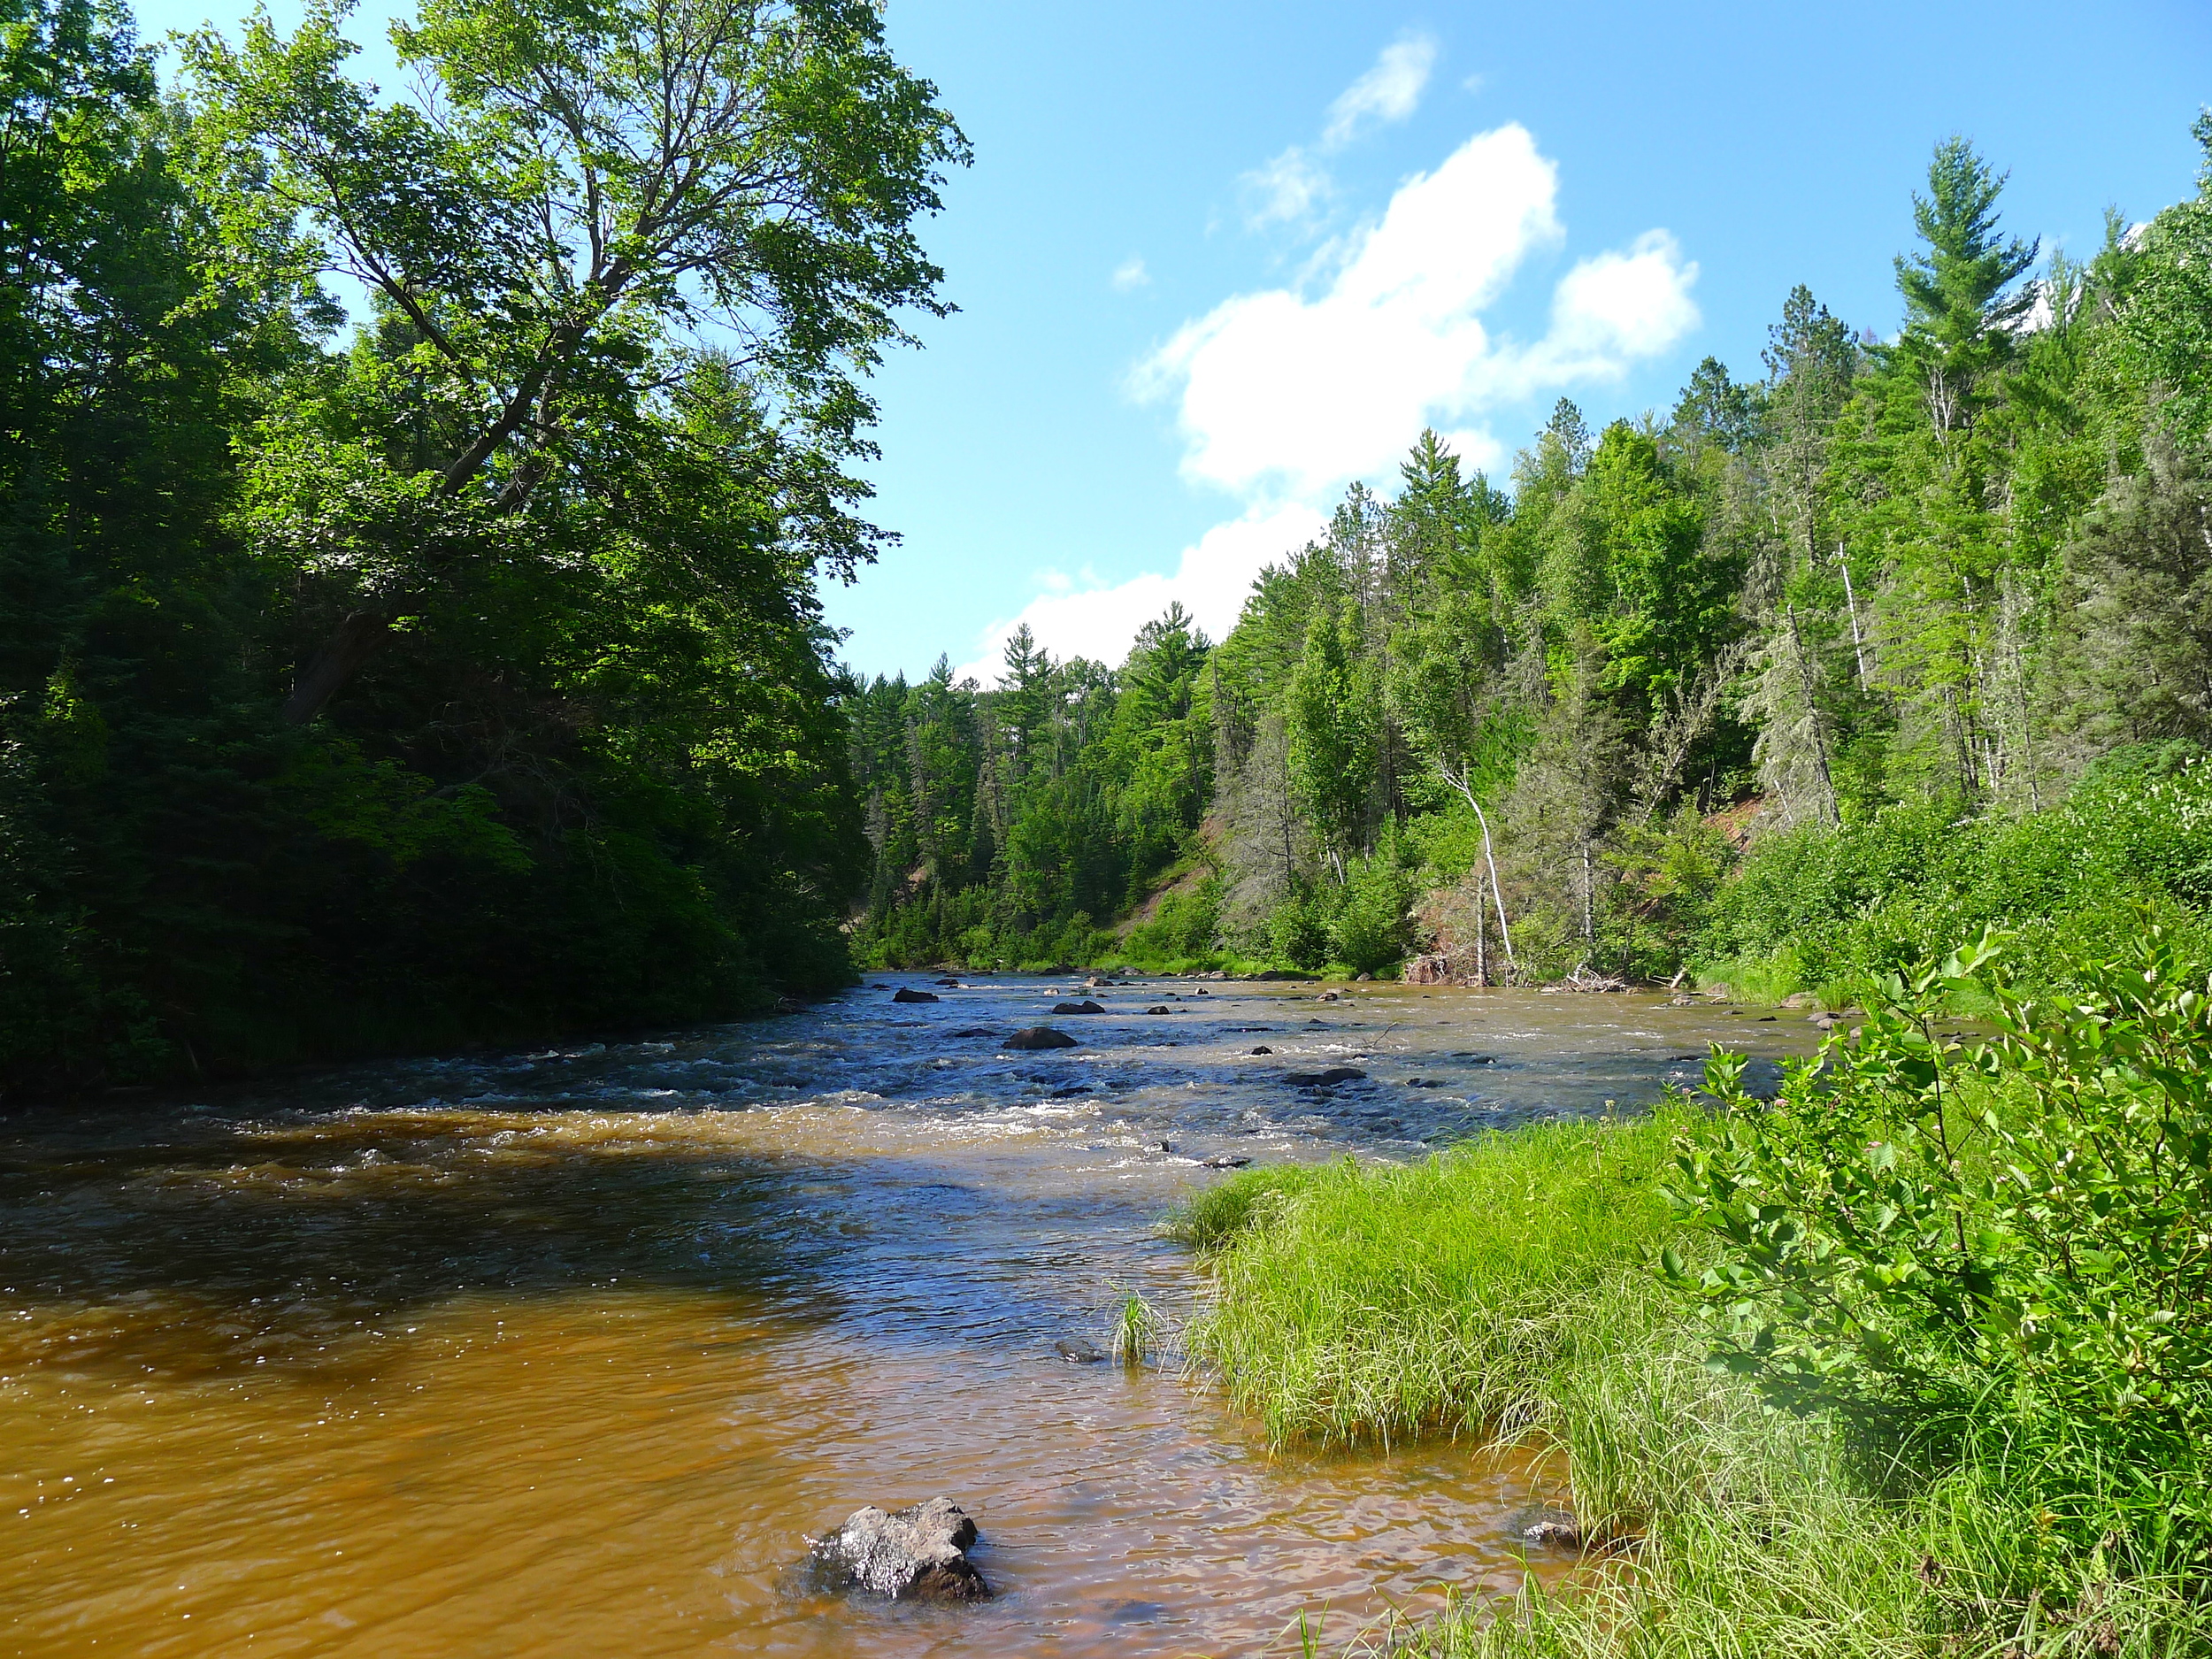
[805,1497,989,1602]
[1005,1026,1078,1050]
[1051,1000,1105,1014]
[892,987,939,1003]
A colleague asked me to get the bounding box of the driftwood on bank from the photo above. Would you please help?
[1402,952,1638,993]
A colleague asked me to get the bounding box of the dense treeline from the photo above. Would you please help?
[0,0,963,1091]
[856,123,2212,992]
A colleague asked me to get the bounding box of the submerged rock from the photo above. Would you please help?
[804,1497,989,1602]
[1202,1155,1252,1169]
[1004,1026,1079,1050]
[892,987,940,1003]
[1055,1337,1103,1363]
[1283,1066,1367,1087]
[1521,1516,1584,1548]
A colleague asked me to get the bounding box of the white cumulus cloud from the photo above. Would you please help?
[1134,123,1700,498]
[943,121,1700,682]
[1322,33,1438,150]
[953,503,1329,686]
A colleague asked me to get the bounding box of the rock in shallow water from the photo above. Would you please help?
[892,987,939,1003]
[1004,1026,1078,1050]
[1282,1066,1367,1087]
[804,1497,989,1602]
[1055,1337,1103,1363]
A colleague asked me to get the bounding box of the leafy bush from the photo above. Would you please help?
[1123,874,1224,963]
[1695,749,2212,1001]
[1268,884,1335,970]
[1330,855,1416,974]
[1668,922,2212,1578]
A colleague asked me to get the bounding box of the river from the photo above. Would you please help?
[0,975,1805,1657]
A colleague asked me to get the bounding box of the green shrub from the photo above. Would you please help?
[1695,750,2212,1001]
[1667,921,2212,1581]
[1167,925,2212,1656]
[1268,885,1335,970]
[1124,874,1224,963]
[1330,855,1417,975]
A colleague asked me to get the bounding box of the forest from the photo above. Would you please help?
[853,125,2212,1002]
[7,0,2212,1094]
[0,0,964,1091]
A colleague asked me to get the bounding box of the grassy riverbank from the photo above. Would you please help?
[1174,937,2212,1656]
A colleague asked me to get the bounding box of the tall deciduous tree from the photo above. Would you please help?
[183,0,966,722]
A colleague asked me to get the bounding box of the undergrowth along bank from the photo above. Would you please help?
[1174,927,2212,1656]
[1696,746,2212,1007]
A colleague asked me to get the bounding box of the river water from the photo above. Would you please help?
[0,977,1805,1657]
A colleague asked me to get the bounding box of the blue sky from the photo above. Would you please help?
[829,0,2212,684]
[132,0,2212,685]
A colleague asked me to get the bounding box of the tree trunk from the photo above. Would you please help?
[1473,872,1487,987]
[278,338,578,725]
[1786,603,1839,824]
[282,608,396,726]
[1839,546,1870,690]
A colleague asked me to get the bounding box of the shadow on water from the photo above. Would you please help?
[0,1100,1173,1387]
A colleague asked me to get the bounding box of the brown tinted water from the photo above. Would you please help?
[0,979,1807,1656]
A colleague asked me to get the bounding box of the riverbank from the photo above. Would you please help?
[1173,941,2212,1656]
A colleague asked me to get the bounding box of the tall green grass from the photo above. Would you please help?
[1169,1114,1680,1449]
[1173,1117,2212,1655]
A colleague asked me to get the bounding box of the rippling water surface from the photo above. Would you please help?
[0,977,1808,1656]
